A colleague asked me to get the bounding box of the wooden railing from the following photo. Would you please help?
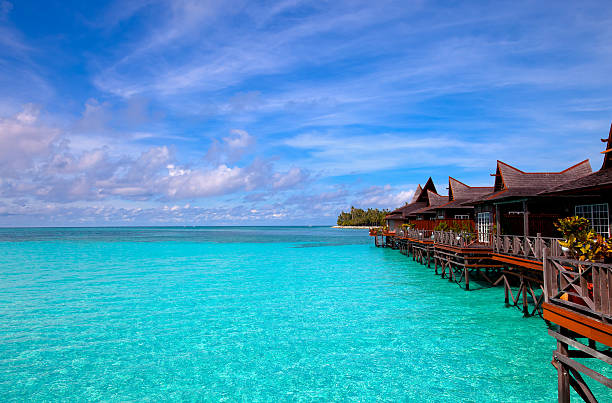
[409,219,475,231]
[544,254,612,322]
[491,234,564,260]
[403,228,434,241]
[433,231,476,248]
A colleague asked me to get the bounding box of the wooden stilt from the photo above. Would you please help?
[556,334,571,403]
[522,278,529,317]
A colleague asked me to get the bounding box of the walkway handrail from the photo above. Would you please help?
[543,251,612,321]
[433,230,476,248]
[405,228,434,241]
[491,234,564,260]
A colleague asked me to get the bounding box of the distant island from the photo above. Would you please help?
[336,207,388,227]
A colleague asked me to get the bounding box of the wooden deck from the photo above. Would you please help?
[542,254,612,401]
[543,303,612,347]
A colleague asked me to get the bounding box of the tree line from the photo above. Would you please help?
[336,207,389,226]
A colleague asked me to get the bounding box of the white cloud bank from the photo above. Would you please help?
[0,106,309,205]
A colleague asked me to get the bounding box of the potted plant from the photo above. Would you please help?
[554,216,612,305]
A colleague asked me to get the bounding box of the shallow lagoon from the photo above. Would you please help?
[0,227,606,400]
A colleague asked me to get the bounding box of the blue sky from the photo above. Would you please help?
[1,0,612,226]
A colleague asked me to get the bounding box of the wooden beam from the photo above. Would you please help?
[549,329,612,365]
[543,302,612,347]
[554,351,612,388]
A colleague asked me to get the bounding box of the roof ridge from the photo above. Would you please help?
[449,176,470,188]
[499,159,591,176]
[559,159,590,173]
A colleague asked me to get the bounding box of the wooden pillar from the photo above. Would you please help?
[504,277,509,306]
[523,200,529,237]
[434,252,438,274]
[522,277,529,316]
[556,333,571,403]
[464,256,470,291]
[543,247,550,303]
[495,204,501,236]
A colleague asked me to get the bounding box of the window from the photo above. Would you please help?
[454,215,469,219]
[575,203,609,236]
[437,214,445,219]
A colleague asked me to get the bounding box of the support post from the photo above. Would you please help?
[522,278,529,317]
[556,332,571,403]
[523,200,529,237]
[504,278,509,306]
[464,256,470,291]
[542,247,550,303]
[495,204,501,236]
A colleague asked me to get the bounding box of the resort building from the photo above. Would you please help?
[430,177,493,230]
[384,179,434,232]
[472,159,592,239]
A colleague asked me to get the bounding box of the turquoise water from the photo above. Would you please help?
[0,227,605,401]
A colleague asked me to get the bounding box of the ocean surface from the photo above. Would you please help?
[0,226,607,401]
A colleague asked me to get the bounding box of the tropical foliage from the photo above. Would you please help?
[555,216,612,261]
[336,207,389,226]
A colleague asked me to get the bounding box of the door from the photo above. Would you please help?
[477,212,491,243]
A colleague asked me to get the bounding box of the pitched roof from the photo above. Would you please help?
[385,201,427,219]
[447,177,493,204]
[476,160,592,202]
[427,190,448,206]
[415,178,437,203]
[540,168,612,195]
[406,190,449,215]
[411,185,423,203]
[496,160,591,189]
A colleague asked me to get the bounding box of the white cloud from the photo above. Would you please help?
[223,129,253,150]
[356,185,415,209]
[0,104,59,172]
[0,107,307,205]
[273,167,308,189]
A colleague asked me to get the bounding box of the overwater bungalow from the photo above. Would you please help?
[403,178,449,229]
[384,184,426,232]
[473,159,593,240]
[431,177,493,229]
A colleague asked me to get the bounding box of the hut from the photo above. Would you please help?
[471,159,592,240]
[430,177,493,231]
[385,185,427,232]
[403,178,449,228]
